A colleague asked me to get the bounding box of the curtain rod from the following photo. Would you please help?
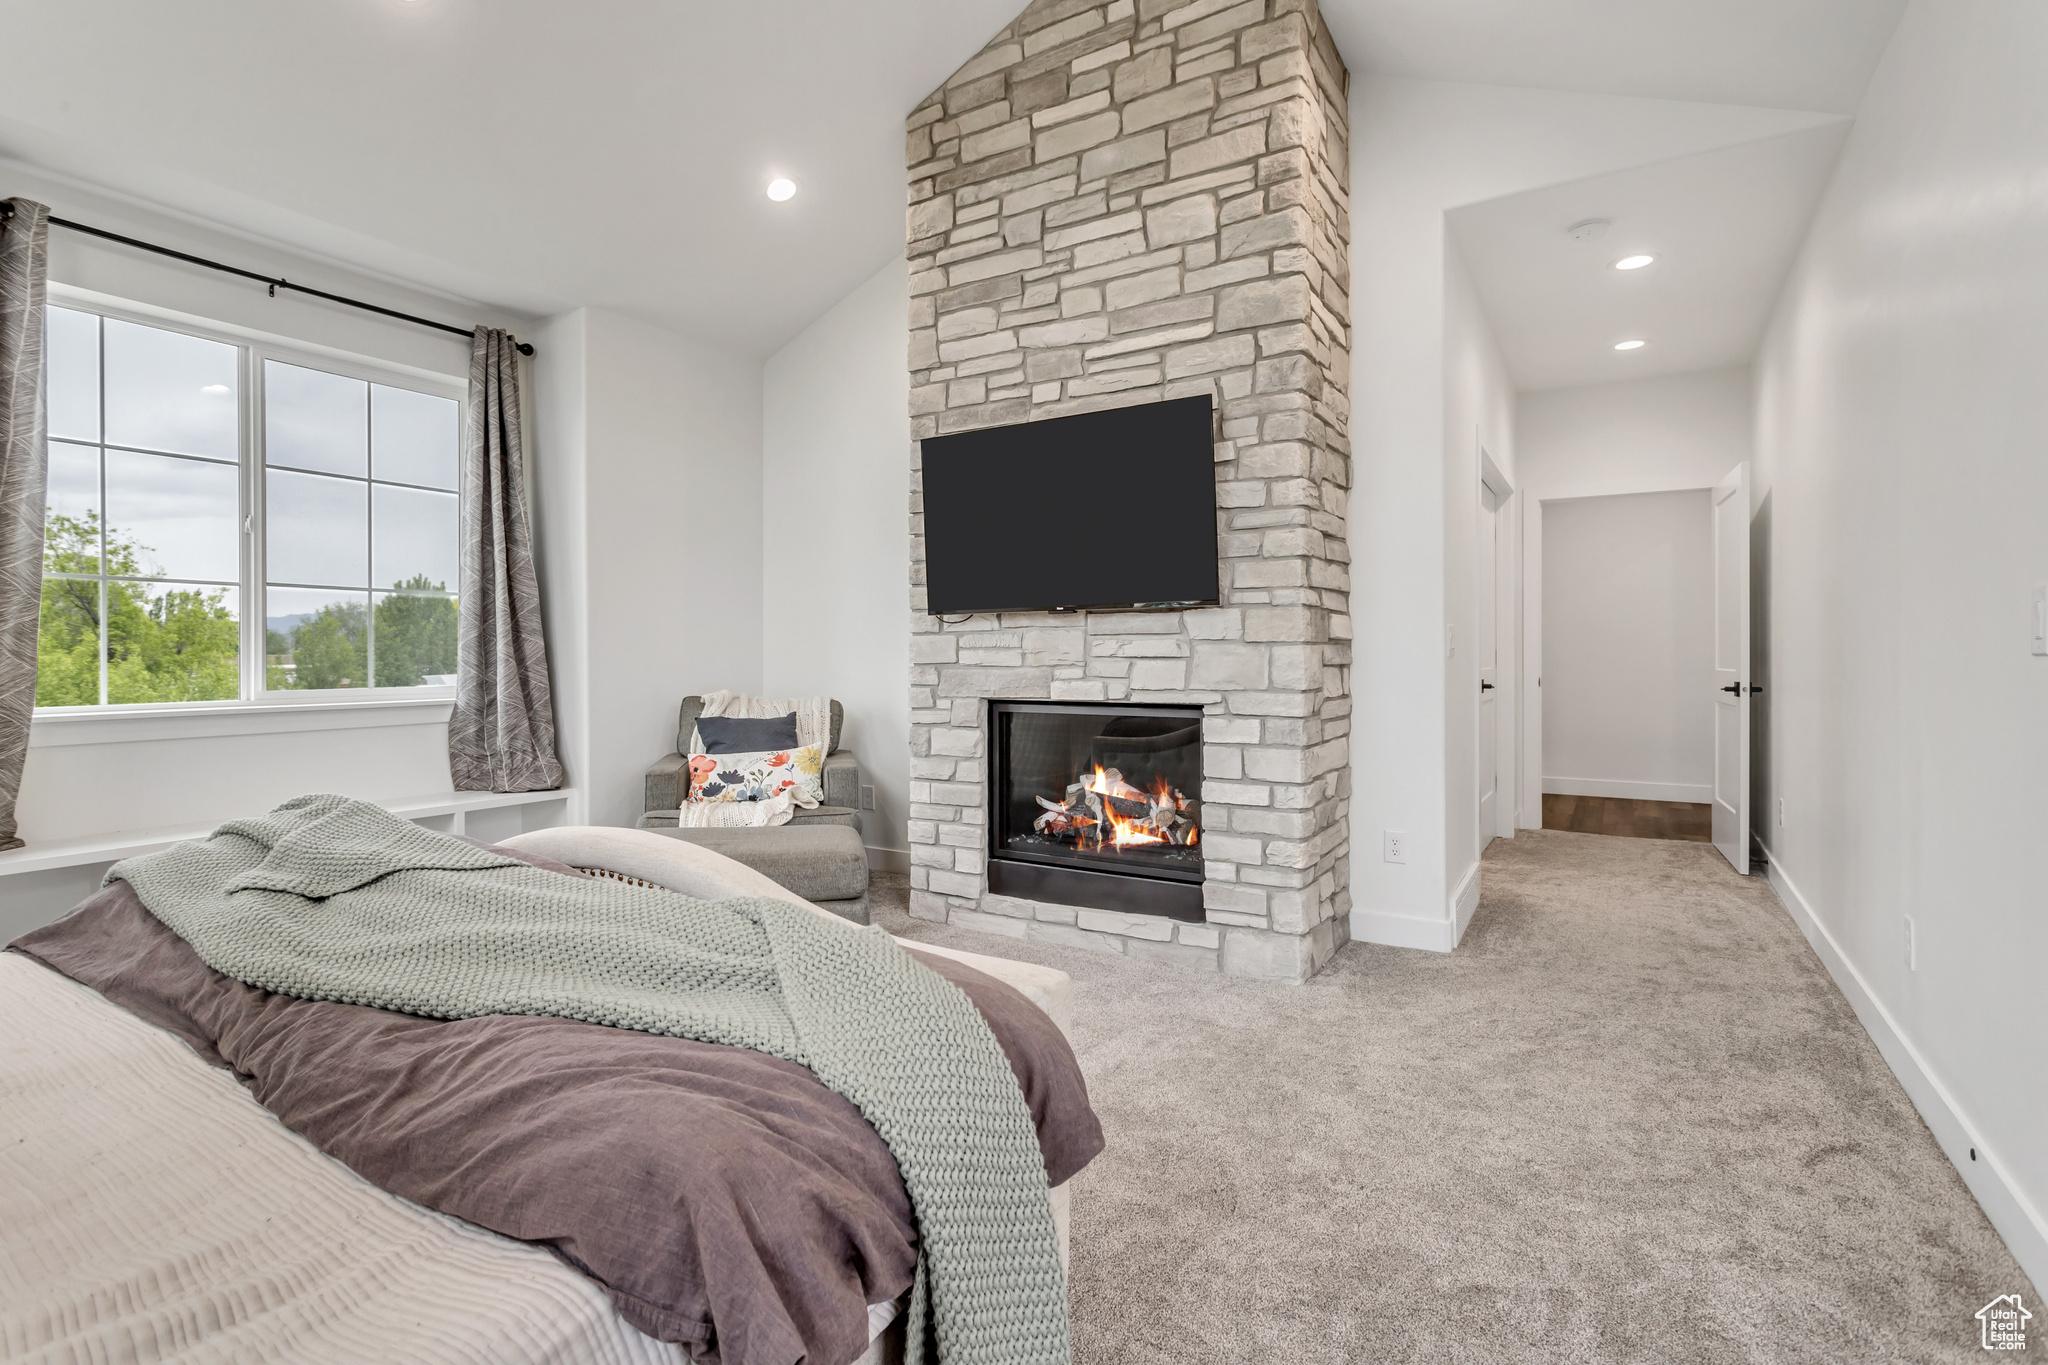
[0,201,533,357]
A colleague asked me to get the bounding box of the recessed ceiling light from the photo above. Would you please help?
[200,384,230,394]
[1613,339,1646,351]
[1614,254,1656,270]
[766,178,797,202]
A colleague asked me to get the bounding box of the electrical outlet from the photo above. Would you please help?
[2033,584,2047,655]
[1384,830,1408,863]
[1778,796,1786,828]
[1445,624,1456,659]
[1903,915,1916,971]
[859,785,877,811]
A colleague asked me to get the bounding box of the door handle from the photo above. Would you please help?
[1721,683,1743,695]
[1480,681,1495,692]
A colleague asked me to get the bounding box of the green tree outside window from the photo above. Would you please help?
[373,578,459,688]
[39,513,457,704]
[266,576,456,691]
[37,512,240,706]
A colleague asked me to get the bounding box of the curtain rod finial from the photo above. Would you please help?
[516,341,534,357]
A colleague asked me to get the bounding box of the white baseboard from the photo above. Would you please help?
[1349,908,1454,953]
[1543,776,1712,803]
[866,846,910,873]
[1451,861,1481,947]
[1762,843,2048,1294]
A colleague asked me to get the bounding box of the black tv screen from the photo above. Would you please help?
[920,395,1219,615]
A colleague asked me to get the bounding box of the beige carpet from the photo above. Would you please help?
[873,830,2035,1363]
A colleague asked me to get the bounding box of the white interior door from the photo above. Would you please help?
[1477,484,1501,849]
[1711,463,1751,873]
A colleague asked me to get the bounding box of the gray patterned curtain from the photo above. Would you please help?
[450,327,563,793]
[0,199,50,850]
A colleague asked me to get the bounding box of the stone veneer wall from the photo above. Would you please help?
[904,0,1352,982]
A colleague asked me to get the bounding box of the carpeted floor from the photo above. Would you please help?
[873,830,2034,1363]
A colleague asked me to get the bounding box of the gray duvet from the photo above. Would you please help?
[9,853,1101,1365]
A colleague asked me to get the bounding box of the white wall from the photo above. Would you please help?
[1437,237,1517,941]
[20,708,463,847]
[1519,367,1753,493]
[1541,491,1713,802]
[761,257,910,863]
[533,307,764,831]
[531,309,592,825]
[1749,0,2048,1289]
[9,156,533,848]
[1345,77,1838,949]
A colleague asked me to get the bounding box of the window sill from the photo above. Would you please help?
[28,693,456,748]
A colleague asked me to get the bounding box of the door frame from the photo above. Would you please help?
[1517,474,1725,835]
[1478,446,1516,847]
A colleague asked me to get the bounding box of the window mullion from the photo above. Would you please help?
[97,316,108,707]
[239,344,252,701]
[365,386,375,692]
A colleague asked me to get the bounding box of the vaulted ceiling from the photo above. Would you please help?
[0,0,1907,358]
[1448,123,1854,390]
[1321,0,1904,117]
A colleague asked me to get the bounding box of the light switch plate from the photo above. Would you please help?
[2032,584,2047,656]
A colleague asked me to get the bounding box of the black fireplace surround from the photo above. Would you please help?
[987,700,1205,922]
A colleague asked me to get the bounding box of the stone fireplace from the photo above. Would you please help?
[904,0,1353,982]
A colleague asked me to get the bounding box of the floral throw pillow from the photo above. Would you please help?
[687,744,823,804]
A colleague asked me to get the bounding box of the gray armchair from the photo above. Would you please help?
[636,697,871,923]
[640,697,862,827]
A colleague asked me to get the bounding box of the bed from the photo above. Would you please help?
[0,822,1095,1365]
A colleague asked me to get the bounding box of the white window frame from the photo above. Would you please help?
[31,284,468,738]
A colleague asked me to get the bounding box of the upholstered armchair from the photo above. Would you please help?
[636,696,870,923]
[639,696,862,827]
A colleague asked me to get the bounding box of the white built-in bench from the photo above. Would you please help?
[0,789,574,942]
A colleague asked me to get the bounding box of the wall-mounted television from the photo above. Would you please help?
[920,395,1219,615]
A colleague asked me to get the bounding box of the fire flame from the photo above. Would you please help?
[1082,764,1174,849]
[1034,763,1198,852]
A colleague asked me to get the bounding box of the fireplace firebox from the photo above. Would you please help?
[987,700,1205,922]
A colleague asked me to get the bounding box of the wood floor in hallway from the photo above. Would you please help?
[1542,792,1712,842]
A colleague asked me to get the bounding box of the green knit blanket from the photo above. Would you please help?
[106,794,1070,1365]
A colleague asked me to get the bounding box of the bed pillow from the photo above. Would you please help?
[687,744,823,804]
[695,712,800,755]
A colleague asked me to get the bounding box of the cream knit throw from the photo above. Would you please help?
[106,794,1070,1365]
[676,691,833,828]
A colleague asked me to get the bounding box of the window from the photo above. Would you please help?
[36,301,463,709]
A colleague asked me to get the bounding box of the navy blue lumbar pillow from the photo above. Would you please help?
[697,712,800,754]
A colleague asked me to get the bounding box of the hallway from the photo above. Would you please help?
[878,832,2032,1362]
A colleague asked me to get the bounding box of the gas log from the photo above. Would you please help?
[1032,766,1199,848]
